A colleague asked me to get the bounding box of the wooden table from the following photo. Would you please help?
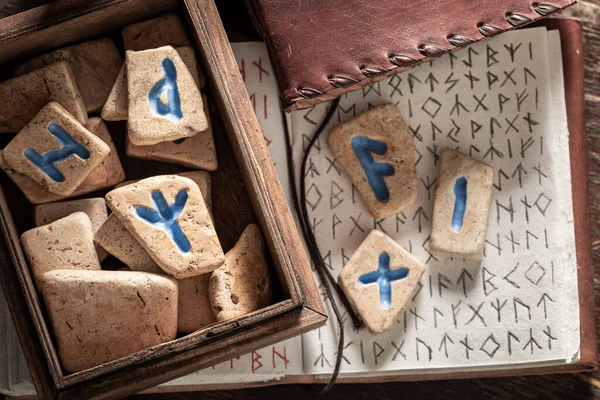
[0,1,598,399]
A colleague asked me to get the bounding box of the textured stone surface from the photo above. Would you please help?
[0,118,123,204]
[20,212,101,289]
[40,269,178,373]
[127,94,217,170]
[430,150,494,260]
[94,214,162,273]
[14,38,122,112]
[106,175,223,278]
[126,46,208,145]
[100,65,127,121]
[34,197,107,232]
[208,224,271,321]
[0,61,87,133]
[101,46,204,122]
[327,104,418,219]
[121,13,191,51]
[178,273,215,333]
[338,229,425,334]
[2,102,110,196]
[34,197,109,261]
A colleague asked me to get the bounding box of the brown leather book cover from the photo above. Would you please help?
[246,0,578,111]
[149,17,596,393]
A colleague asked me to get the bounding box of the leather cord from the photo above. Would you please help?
[282,98,364,393]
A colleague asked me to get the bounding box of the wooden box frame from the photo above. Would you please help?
[0,0,326,398]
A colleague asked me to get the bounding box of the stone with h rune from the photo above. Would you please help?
[2,102,110,196]
[338,229,425,334]
[327,104,418,219]
[126,46,208,146]
[105,175,224,279]
[430,149,493,260]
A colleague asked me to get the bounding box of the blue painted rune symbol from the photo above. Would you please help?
[136,189,191,253]
[148,58,183,122]
[451,176,468,232]
[24,123,90,182]
[351,136,395,202]
[358,252,409,310]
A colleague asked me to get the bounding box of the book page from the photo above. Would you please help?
[291,28,580,374]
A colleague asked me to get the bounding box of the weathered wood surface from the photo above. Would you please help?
[0,0,599,398]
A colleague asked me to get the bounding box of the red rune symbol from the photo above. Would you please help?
[263,134,272,146]
[251,351,263,373]
[252,58,269,82]
[230,356,240,369]
[272,346,289,369]
[239,59,246,82]
[264,94,268,119]
[249,93,256,112]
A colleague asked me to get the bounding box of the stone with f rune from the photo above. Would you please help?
[105,175,224,279]
[338,229,425,334]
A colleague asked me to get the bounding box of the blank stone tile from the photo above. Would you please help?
[126,95,217,171]
[15,38,122,112]
[105,175,223,278]
[0,61,87,133]
[177,274,216,333]
[40,269,178,373]
[328,104,418,219]
[34,197,109,261]
[430,150,493,260]
[126,46,208,146]
[0,118,124,204]
[338,229,425,334]
[121,13,191,51]
[20,212,101,290]
[2,102,110,196]
[208,224,271,321]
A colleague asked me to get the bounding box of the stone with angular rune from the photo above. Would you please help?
[40,269,177,373]
[121,13,191,51]
[327,104,418,219]
[338,229,425,334]
[126,46,207,145]
[102,47,204,122]
[96,171,212,273]
[20,212,101,290]
[34,197,109,261]
[209,224,272,321]
[127,94,217,170]
[15,38,122,112]
[430,149,493,260]
[0,118,123,204]
[105,175,223,278]
[0,61,87,133]
[2,102,110,196]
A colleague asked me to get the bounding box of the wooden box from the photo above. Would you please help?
[0,0,326,398]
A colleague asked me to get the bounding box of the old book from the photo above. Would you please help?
[0,19,595,396]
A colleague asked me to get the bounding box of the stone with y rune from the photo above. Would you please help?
[0,61,87,133]
[430,149,493,260]
[338,229,425,334]
[126,46,208,145]
[14,38,122,113]
[0,117,123,204]
[40,269,178,373]
[105,175,223,278]
[102,46,205,122]
[327,104,418,219]
[96,171,212,273]
[2,102,110,196]
[20,212,101,290]
[208,224,272,322]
